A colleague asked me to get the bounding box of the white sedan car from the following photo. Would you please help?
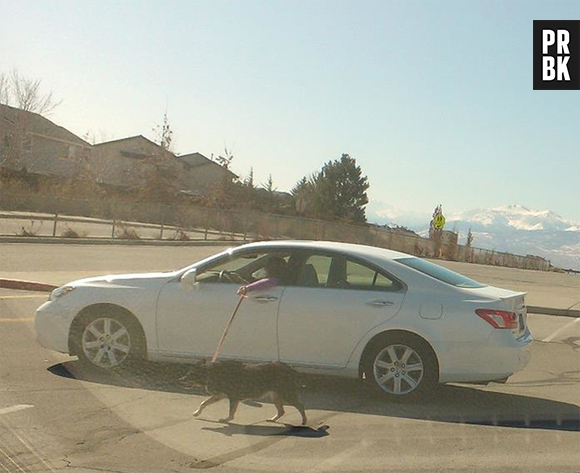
[35,241,532,399]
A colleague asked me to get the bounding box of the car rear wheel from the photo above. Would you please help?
[363,335,438,400]
[71,310,145,371]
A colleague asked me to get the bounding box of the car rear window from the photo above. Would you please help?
[396,257,487,288]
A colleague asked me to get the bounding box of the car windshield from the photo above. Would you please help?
[397,257,487,288]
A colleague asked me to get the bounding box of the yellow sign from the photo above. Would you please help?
[433,213,446,230]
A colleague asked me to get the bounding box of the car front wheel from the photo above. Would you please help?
[363,335,438,400]
[71,310,144,370]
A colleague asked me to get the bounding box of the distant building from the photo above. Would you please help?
[177,152,238,196]
[0,103,91,180]
[1,104,238,197]
[91,135,188,191]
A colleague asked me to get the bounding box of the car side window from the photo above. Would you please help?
[344,259,376,289]
[295,254,400,291]
[296,254,332,287]
[196,252,290,285]
[337,258,400,292]
[196,253,260,284]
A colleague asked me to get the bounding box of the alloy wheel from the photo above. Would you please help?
[81,317,131,369]
[373,344,425,395]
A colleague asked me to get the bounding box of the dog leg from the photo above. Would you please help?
[193,394,226,417]
[268,396,285,422]
[292,400,307,425]
[219,399,239,423]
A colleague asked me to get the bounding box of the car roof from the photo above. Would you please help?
[233,240,411,261]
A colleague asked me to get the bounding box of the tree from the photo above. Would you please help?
[466,228,474,247]
[0,73,9,105]
[258,174,277,212]
[152,112,174,151]
[0,69,62,114]
[201,147,238,209]
[139,113,181,203]
[243,167,255,189]
[294,154,369,223]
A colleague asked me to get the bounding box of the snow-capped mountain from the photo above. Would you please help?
[448,205,580,232]
[444,205,580,270]
[367,203,580,270]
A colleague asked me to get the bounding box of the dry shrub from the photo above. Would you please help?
[61,227,87,238]
[116,225,141,240]
[170,229,190,241]
[16,221,40,236]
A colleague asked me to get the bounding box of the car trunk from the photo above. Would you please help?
[462,286,528,339]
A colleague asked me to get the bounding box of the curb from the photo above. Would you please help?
[527,306,580,318]
[0,278,58,292]
[0,237,244,247]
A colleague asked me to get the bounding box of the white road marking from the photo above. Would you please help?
[0,446,27,473]
[0,295,47,300]
[543,318,580,342]
[0,318,34,323]
[0,405,34,416]
[1,420,57,472]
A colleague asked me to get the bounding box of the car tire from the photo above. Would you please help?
[362,334,438,401]
[70,308,146,371]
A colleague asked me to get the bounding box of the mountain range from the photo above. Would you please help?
[368,203,580,270]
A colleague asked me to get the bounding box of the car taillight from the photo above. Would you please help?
[475,309,518,329]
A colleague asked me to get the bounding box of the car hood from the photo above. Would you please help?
[68,271,179,289]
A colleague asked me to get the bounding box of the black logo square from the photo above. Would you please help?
[533,20,579,90]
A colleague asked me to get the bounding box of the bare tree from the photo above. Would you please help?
[0,69,62,114]
[82,129,115,145]
[0,73,9,105]
[152,112,174,151]
[214,145,234,170]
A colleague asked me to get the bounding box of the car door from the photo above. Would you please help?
[156,250,287,362]
[277,252,406,369]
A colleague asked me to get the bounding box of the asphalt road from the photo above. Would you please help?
[1,244,580,472]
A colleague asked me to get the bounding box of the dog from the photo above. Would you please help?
[184,360,307,425]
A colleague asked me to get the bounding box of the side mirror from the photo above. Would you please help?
[181,268,198,287]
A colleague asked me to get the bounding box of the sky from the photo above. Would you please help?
[1,0,579,227]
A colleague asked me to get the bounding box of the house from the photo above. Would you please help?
[1,104,238,198]
[0,103,91,180]
[93,137,238,196]
[177,152,238,195]
[91,135,189,191]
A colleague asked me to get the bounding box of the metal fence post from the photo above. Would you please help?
[159,209,165,240]
[111,219,116,239]
[52,213,58,237]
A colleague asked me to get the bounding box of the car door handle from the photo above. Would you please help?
[367,300,394,307]
[253,296,278,302]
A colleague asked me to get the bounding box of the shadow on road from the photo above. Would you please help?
[48,360,580,433]
[200,421,330,438]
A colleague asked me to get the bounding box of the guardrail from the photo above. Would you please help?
[0,211,249,242]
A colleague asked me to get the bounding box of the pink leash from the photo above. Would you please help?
[211,295,245,363]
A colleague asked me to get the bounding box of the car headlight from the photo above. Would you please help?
[49,286,76,301]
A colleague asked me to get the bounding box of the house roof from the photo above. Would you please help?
[94,134,170,151]
[0,103,89,147]
[178,152,238,179]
